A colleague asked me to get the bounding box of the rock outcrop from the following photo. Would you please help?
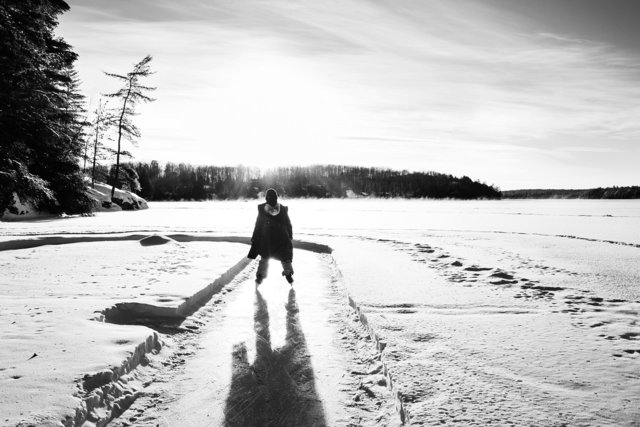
[1,181,148,221]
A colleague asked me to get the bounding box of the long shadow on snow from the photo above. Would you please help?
[224,288,327,427]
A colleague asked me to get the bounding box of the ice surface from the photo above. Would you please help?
[121,251,400,426]
[1,199,638,425]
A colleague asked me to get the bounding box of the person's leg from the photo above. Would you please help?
[281,260,294,283]
[256,257,269,283]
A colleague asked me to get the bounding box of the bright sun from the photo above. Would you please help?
[202,57,347,167]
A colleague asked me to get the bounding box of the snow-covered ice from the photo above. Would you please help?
[0,238,248,426]
[331,236,640,425]
[0,199,638,426]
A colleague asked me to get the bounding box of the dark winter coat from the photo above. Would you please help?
[247,203,293,261]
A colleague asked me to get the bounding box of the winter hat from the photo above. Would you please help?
[265,188,278,206]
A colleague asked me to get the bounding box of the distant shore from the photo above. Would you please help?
[502,186,640,199]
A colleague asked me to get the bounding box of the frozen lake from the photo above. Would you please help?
[1,198,639,425]
[3,198,639,301]
[3,198,640,242]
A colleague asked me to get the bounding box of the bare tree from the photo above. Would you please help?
[104,55,155,199]
[88,98,113,187]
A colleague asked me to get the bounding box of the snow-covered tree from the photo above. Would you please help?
[0,0,92,215]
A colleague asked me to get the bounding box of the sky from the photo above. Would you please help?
[58,0,640,190]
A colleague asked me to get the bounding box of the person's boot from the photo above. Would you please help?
[282,271,294,284]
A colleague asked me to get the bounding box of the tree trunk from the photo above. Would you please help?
[110,83,132,200]
[91,123,99,189]
[111,129,122,199]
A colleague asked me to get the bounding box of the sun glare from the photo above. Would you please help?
[203,57,346,167]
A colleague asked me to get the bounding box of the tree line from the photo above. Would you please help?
[100,162,502,200]
[502,187,640,199]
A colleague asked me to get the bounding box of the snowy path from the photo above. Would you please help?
[109,250,400,427]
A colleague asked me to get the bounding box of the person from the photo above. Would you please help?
[247,188,294,284]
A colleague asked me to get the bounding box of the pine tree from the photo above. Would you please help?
[104,55,155,201]
[0,0,92,216]
[62,68,88,156]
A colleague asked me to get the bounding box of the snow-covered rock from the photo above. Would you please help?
[1,181,148,221]
[1,192,55,221]
[87,182,148,212]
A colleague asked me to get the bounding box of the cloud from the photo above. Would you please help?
[59,0,640,188]
[554,146,622,153]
